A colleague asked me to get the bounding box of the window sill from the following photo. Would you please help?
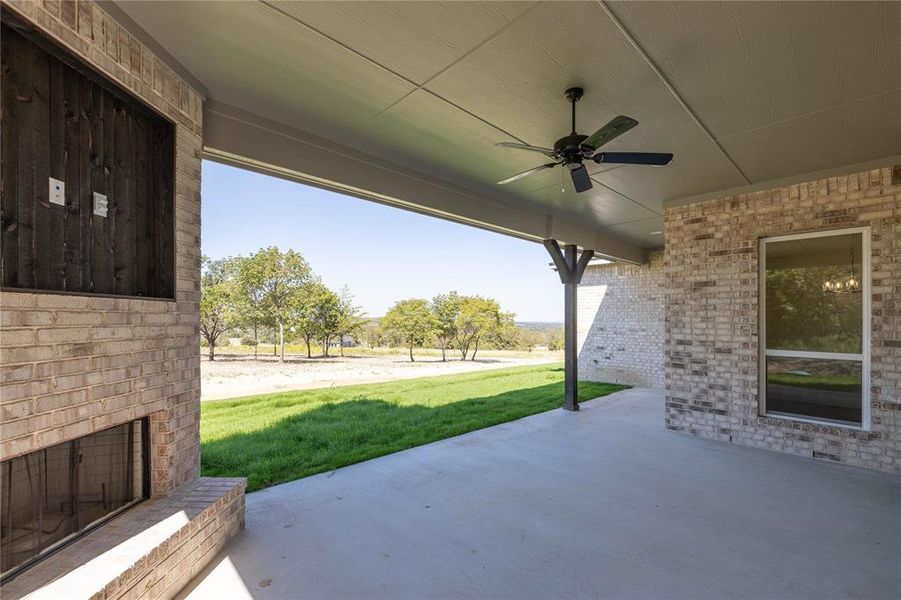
[761,411,867,432]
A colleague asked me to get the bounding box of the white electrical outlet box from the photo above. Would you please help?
[49,177,65,206]
[93,192,108,218]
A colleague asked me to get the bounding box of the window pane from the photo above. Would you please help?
[765,356,862,425]
[0,420,146,579]
[77,422,143,527]
[0,452,48,576]
[765,232,862,353]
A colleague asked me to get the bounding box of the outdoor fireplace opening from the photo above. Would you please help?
[0,419,149,581]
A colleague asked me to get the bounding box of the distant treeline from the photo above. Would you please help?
[201,247,562,362]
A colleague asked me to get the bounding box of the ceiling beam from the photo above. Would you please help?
[203,100,648,265]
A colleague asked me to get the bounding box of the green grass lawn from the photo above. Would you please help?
[201,363,627,492]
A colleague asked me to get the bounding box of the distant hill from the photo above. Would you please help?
[516,321,563,333]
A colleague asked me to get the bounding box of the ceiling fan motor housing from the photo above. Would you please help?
[554,134,590,167]
[564,86,584,102]
[494,86,672,191]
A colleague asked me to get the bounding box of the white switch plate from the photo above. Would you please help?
[93,192,108,218]
[49,177,65,206]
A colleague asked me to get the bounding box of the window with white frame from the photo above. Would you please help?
[760,228,869,427]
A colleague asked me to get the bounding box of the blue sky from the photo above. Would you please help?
[201,161,562,322]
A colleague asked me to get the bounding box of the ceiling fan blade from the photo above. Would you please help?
[570,165,593,193]
[580,115,639,152]
[496,142,557,158]
[497,162,558,185]
[592,152,673,166]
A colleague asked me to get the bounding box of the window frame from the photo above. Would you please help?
[758,227,870,430]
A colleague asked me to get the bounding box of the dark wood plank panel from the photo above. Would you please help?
[113,99,135,296]
[157,123,174,298]
[145,121,159,296]
[87,81,110,294]
[1,28,18,287]
[15,33,43,289]
[62,62,82,290]
[2,21,175,299]
[95,85,116,294]
[148,121,163,296]
[45,58,67,291]
[78,72,93,287]
[134,114,149,297]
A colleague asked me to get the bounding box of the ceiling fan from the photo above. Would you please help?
[496,87,673,193]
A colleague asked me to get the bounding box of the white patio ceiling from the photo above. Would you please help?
[114,1,901,263]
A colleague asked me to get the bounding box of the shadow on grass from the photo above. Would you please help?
[201,380,627,492]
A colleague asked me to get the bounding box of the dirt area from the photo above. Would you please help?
[201,351,561,401]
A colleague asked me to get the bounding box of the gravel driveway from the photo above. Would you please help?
[201,352,560,401]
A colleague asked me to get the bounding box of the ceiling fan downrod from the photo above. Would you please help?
[566,86,583,135]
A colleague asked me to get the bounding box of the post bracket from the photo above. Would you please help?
[543,240,595,411]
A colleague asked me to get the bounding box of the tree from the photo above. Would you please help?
[379,321,404,349]
[199,256,237,361]
[505,324,544,351]
[483,311,517,355]
[361,320,384,348]
[380,299,436,362]
[231,255,266,359]
[546,329,564,351]
[290,281,327,358]
[239,247,311,362]
[432,292,461,361]
[766,265,862,353]
[313,287,342,357]
[454,296,502,361]
[335,287,367,357]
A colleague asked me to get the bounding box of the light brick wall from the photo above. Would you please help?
[578,251,665,388]
[2,478,245,600]
[664,166,900,473]
[0,0,204,495]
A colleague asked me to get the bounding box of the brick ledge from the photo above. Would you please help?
[1,477,245,600]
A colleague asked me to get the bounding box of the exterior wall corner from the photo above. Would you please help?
[662,165,901,473]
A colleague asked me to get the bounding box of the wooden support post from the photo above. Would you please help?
[563,243,578,411]
[543,240,594,411]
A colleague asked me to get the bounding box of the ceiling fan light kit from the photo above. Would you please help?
[496,87,674,193]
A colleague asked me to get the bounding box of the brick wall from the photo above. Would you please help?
[664,166,900,473]
[578,251,665,388]
[2,478,245,600]
[0,0,204,495]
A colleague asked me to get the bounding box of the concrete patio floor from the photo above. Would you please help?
[181,388,900,599]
